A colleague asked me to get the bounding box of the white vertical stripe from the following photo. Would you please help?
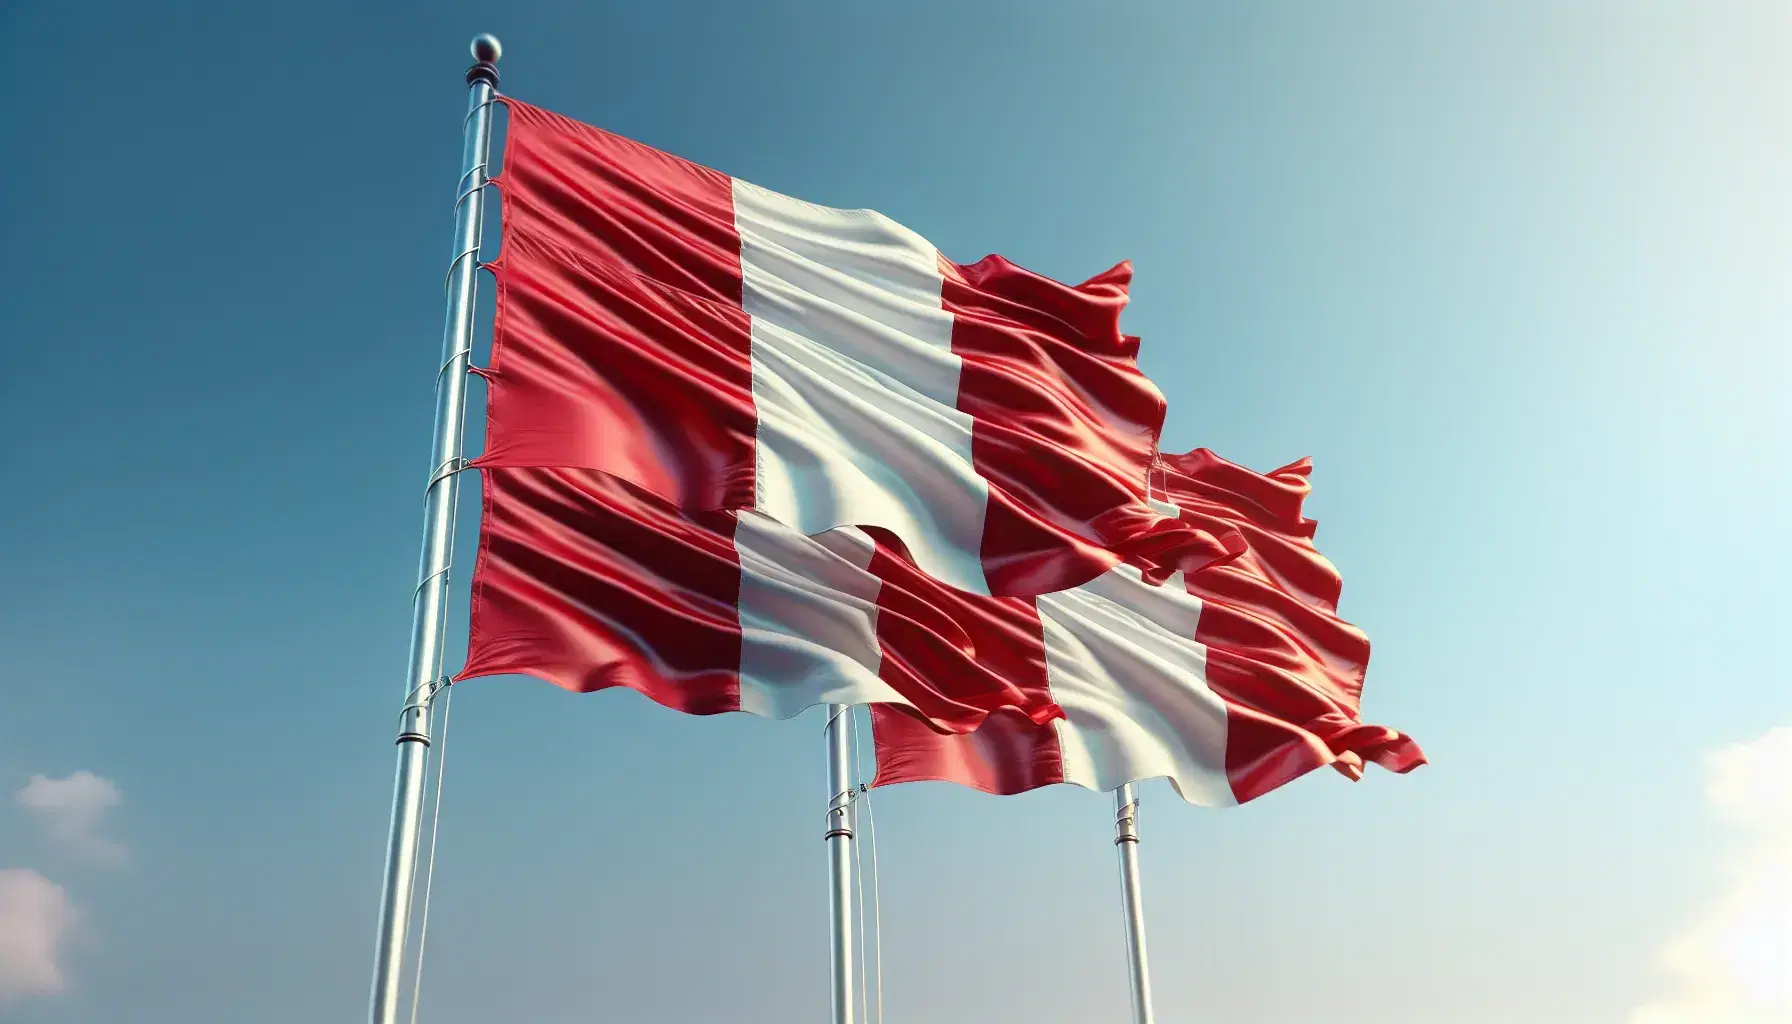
[1038,566,1236,806]
[734,514,907,717]
[812,525,880,567]
[734,178,991,595]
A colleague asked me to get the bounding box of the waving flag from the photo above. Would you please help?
[869,450,1424,804]
[455,467,1067,731]
[473,99,1242,597]
[456,452,1420,791]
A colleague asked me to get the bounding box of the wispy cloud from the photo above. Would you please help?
[1630,726,1792,1024]
[0,870,77,1004]
[16,773,126,867]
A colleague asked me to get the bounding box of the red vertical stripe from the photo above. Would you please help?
[481,101,755,508]
[865,529,1061,727]
[942,256,1242,594]
[500,101,742,305]
[870,705,1065,794]
[1212,708,1340,804]
[1162,450,1424,801]
[866,529,1065,792]
[456,468,745,716]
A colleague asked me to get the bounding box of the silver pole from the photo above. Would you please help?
[367,34,501,1024]
[824,705,858,1024]
[1114,783,1156,1024]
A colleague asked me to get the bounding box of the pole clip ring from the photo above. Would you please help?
[466,62,499,88]
[427,457,471,492]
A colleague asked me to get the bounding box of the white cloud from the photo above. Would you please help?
[0,869,77,1004]
[16,772,126,866]
[1630,726,1792,1024]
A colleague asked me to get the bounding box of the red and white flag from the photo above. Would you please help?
[869,450,1425,804]
[472,99,1243,597]
[455,454,1421,791]
[455,466,1067,732]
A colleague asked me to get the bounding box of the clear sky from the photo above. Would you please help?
[2,2,1788,1022]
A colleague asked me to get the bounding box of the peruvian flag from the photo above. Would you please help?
[868,450,1425,804]
[455,466,1068,732]
[455,454,1421,792]
[473,99,1243,598]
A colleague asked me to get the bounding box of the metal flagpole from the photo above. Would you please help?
[1113,783,1157,1024]
[824,705,859,1024]
[367,34,502,1024]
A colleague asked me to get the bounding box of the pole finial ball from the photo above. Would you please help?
[471,34,502,64]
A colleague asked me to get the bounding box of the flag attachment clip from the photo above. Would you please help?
[824,787,855,841]
[1114,795,1141,845]
[395,676,452,746]
[426,457,471,492]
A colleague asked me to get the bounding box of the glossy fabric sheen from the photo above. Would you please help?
[1163,450,1425,797]
[456,467,1065,731]
[870,450,1425,805]
[939,256,1233,593]
[1039,567,1232,803]
[476,98,1242,596]
[734,178,988,596]
[870,563,1236,805]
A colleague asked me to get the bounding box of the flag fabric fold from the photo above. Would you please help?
[455,466,1066,731]
[1156,448,1425,788]
[474,98,1242,597]
[869,450,1424,805]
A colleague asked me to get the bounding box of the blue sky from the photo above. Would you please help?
[2,2,1788,1022]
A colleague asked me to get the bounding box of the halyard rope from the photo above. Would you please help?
[851,708,885,1024]
[408,465,468,1022]
[407,682,454,1024]
[409,258,476,1020]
